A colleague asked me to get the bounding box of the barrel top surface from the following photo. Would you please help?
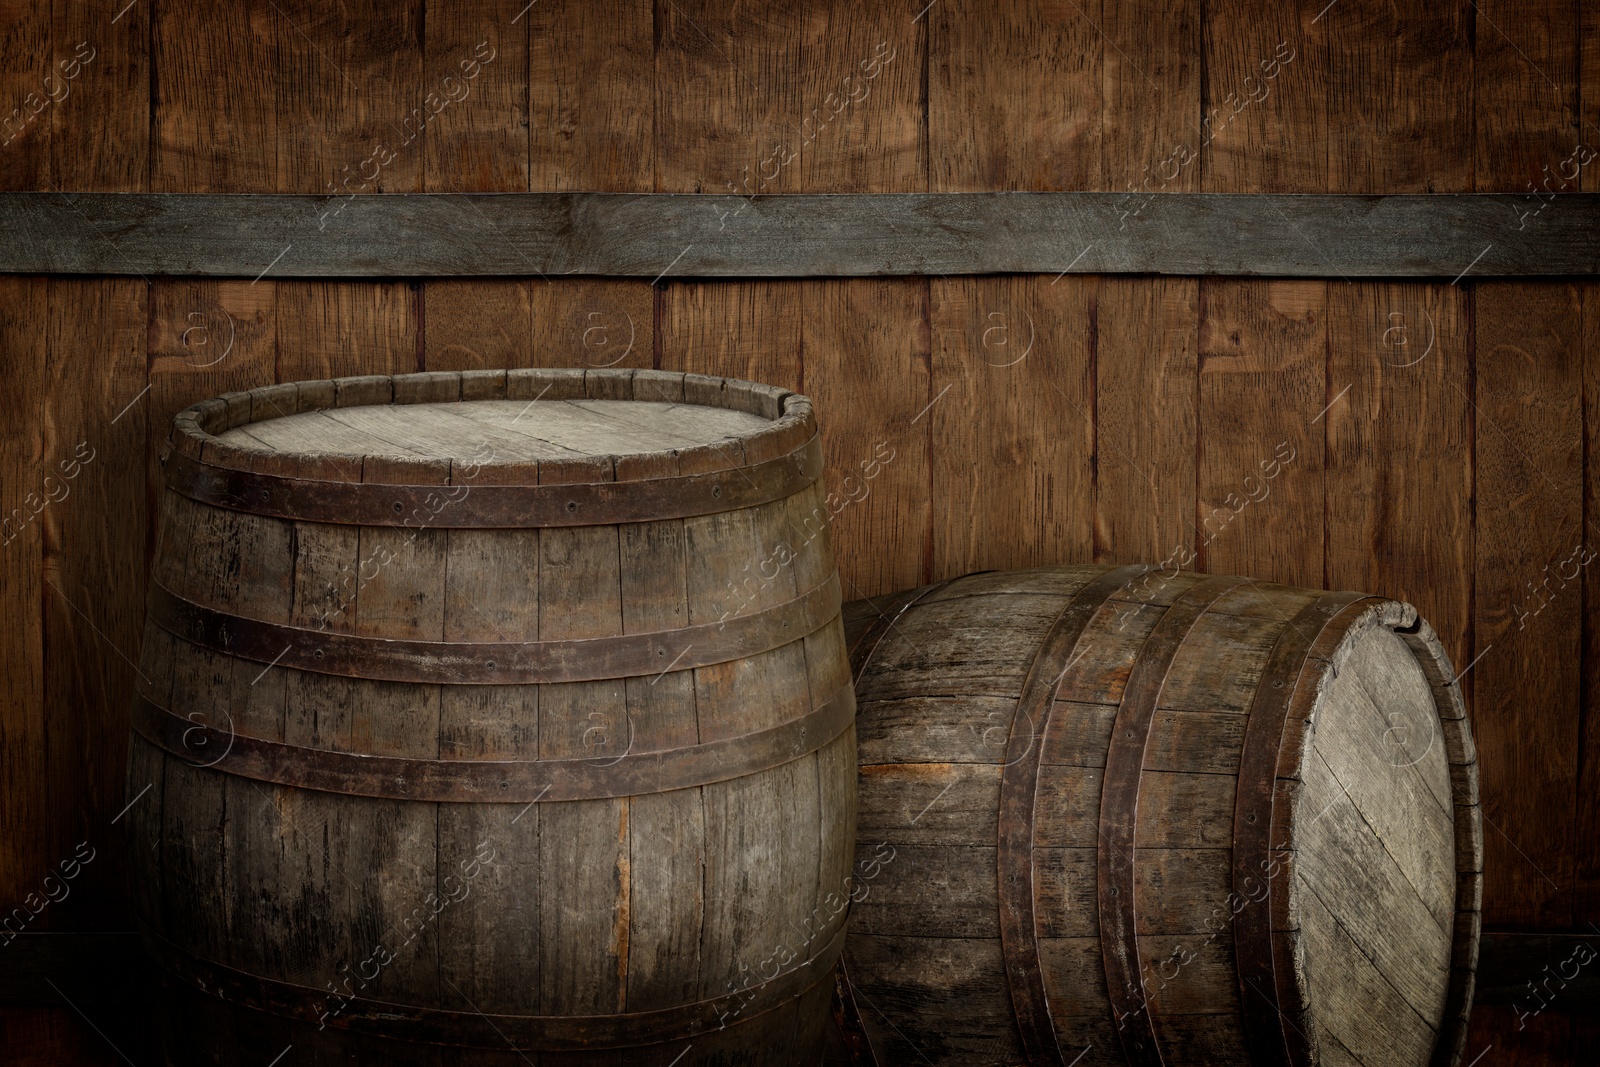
[166,369,818,488]
[215,398,772,463]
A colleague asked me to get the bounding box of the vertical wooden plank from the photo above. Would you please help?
[1322,0,1475,735]
[1323,0,1472,195]
[0,1,51,189]
[658,2,928,603]
[655,0,921,197]
[424,0,529,194]
[530,0,653,192]
[923,0,1096,589]
[152,1,276,193]
[272,0,423,196]
[274,282,419,381]
[519,0,654,446]
[928,0,1099,192]
[537,453,630,1015]
[529,280,654,371]
[658,282,804,390]
[926,1,1099,588]
[930,275,1093,576]
[49,0,148,191]
[1325,283,1473,671]
[1200,0,1324,194]
[1464,1005,1572,1067]
[1093,3,1200,567]
[1585,15,1600,929]
[1474,0,1584,935]
[147,281,278,487]
[803,278,931,599]
[40,278,149,929]
[17,31,132,938]
[1472,0,1580,193]
[786,3,924,193]
[424,281,533,372]
[1095,279,1198,564]
[421,0,532,379]
[1474,283,1582,929]
[1099,0,1199,198]
[1195,280,1325,587]
[1198,1,1327,591]
[0,276,49,916]
[652,0,800,411]
[619,494,703,1014]
[1583,283,1600,925]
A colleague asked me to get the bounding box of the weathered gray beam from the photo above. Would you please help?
[0,192,1595,279]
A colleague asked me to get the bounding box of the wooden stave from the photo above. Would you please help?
[124,370,856,1065]
[838,564,1480,1067]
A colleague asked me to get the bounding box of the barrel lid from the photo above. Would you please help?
[168,368,815,486]
[1273,604,1478,1067]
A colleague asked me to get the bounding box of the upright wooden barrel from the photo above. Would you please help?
[125,368,855,1066]
[835,565,1481,1067]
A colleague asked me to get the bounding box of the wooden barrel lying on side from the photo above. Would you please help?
[124,368,855,1066]
[835,565,1481,1067]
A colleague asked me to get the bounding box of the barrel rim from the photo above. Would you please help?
[168,368,817,486]
[1265,600,1482,1067]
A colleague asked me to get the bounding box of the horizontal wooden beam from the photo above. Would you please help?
[2,931,1595,1007]
[1,193,1595,279]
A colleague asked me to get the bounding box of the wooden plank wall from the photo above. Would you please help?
[0,1,1594,1062]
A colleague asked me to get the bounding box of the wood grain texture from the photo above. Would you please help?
[930,274,1094,576]
[656,0,921,197]
[1583,283,1600,926]
[1473,282,1583,929]
[1472,0,1581,194]
[422,279,533,372]
[0,276,49,920]
[1200,0,1324,194]
[802,278,931,600]
[1095,277,1199,563]
[424,0,528,194]
[152,1,276,193]
[1196,279,1326,587]
[1324,0,1473,195]
[0,0,51,190]
[1585,0,1600,943]
[9,191,1600,277]
[660,281,804,391]
[40,279,148,930]
[1325,283,1473,679]
[272,0,423,196]
[274,281,419,381]
[929,0,1099,192]
[532,0,652,193]
[1092,0,1201,571]
[49,0,148,192]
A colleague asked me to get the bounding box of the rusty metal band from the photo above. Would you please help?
[163,432,823,528]
[146,573,840,684]
[1232,591,1376,1067]
[1097,575,1247,1067]
[831,958,881,1066]
[997,564,1150,1067]
[132,682,854,803]
[141,921,844,1051]
[846,576,964,682]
